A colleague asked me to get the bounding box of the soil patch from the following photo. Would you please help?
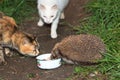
[0,0,89,80]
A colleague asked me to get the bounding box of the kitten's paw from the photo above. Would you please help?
[37,20,44,27]
[51,32,57,39]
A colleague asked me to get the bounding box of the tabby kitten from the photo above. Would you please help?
[0,14,40,64]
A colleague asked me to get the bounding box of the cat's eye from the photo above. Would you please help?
[32,49,36,53]
[51,15,54,18]
[43,16,46,18]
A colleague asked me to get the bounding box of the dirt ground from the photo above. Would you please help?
[0,0,90,80]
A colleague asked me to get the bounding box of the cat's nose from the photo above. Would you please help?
[46,19,51,24]
[47,21,51,24]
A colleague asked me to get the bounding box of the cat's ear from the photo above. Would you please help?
[52,4,58,10]
[34,36,37,41]
[40,4,45,10]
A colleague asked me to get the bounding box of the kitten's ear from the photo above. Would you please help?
[52,4,58,10]
[40,4,45,10]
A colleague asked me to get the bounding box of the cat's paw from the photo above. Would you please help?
[60,12,65,19]
[5,48,13,57]
[37,20,44,27]
[51,32,57,39]
[0,57,7,65]
[0,60,7,65]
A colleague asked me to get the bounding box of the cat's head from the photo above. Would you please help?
[19,34,40,57]
[38,4,58,24]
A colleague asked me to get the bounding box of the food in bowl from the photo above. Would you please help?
[36,53,61,69]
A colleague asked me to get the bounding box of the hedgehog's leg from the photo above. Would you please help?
[62,58,74,64]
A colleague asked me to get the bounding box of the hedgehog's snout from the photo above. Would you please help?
[51,48,61,59]
[51,52,57,59]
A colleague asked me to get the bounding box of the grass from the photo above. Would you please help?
[0,77,4,80]
[73,0,120,80]
[0,0,119,80]
[27,73,36,79]
[0,0,37,23]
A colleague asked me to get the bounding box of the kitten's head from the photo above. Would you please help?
[19,34,40,57]
[38,4,58,24]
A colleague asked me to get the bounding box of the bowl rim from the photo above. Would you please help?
[36,53,61,61]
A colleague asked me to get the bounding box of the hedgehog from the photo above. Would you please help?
[51,34,106,64]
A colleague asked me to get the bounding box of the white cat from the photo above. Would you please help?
[37,0,69,38]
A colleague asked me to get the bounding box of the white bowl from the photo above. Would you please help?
[36,53,61,69]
